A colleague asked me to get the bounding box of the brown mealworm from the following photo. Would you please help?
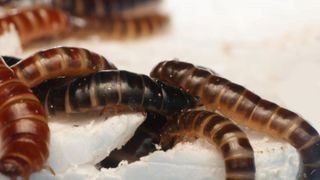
[0,57,49,180]
[150,60,320,179]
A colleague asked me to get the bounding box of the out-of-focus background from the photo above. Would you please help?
[1,0,320,179]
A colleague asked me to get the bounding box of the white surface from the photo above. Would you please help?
[0,25,22,55]
[1,0,320,179]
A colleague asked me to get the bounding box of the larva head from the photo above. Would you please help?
[150,60,195,86]
[155,80,200,114]
[150,61,169,82]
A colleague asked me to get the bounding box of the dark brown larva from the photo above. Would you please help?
[0,57,49,180]
[161,110,255,180]
[150,60,320,179]
[10,46,116,88]
[32,70,198,117]
[0,6,69,45]
[51,0,161,17]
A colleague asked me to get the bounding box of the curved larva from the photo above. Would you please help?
[0,6,69,45]
[150,60,320,179]
[10,46,117,88]
[32,70,198,117]
[0,57,49,179]
[162,110,255,180]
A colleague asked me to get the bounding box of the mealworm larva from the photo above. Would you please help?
[0,57,49,179]
[10,46,117,88]
[150,60,320,180]
[73,13,169,39]
[33,70,198,117]
[161,110,255,180]
[0,6,69,45]
[51,0,161,17]
[104,13,169,39]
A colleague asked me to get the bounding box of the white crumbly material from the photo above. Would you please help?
[0,0,320,179]
[0,113,146,180]
[0,24,22,55]
[0,114,298,180]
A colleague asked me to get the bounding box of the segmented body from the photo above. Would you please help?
[51,0,160,17]
[0,57,49,179]
[161,110,255,180]
[10,47,116,88]
[0,7,69,45]
[33,70,198,116]
[150,60,320,179]
[0,0,160,16]
[76,13,168,39]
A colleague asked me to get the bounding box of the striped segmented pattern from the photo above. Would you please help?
[161,110,255,180]
[10,46,116,88]
[51,0,161,17]
[32,70,198,117]
[0,6,69,45]
[150,60,320,179]
[74,13,169,39]
[0,57,49,179]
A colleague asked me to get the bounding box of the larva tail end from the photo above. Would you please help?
[0,157,30,179]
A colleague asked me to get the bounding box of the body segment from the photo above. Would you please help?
[162,110,255,180]
[10,47,116,88]
[51,0,161,17]
[33,70,198,116]
[73,13,169,39]
[150,60,320,179]
[0,7,69,45]
[0,57,49,179]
